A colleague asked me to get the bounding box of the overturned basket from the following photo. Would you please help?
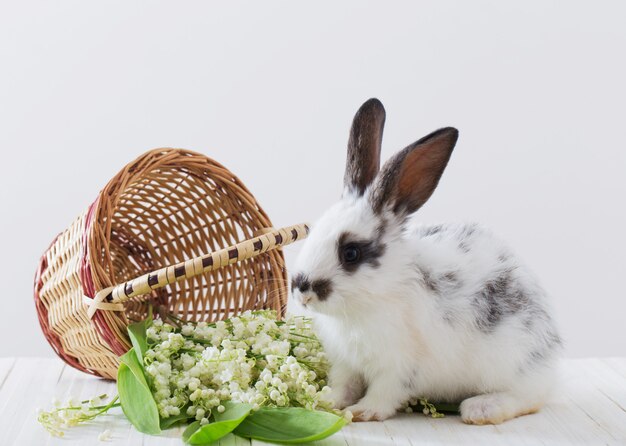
[34,149,308,379]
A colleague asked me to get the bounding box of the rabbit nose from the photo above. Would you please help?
[300,293,313,305]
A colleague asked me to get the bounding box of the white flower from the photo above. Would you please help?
[195,408,205,420]
[38,395,119,437]
[98,429,111,441]
[269,390,281,401]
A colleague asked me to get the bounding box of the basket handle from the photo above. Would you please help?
[84,223,310,318]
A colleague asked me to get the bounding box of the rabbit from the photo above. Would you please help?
[290,98,562,424]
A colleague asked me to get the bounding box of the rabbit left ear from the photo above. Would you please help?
[370,127,458,217]
[344,98,386,196]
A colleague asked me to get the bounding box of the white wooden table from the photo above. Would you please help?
[1,357,625,445]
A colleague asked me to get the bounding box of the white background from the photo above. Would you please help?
[1,1,624,358]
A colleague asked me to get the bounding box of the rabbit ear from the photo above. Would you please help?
[344,98,386,196]
[370,127,458,216]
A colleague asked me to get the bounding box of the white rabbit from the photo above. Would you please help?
[291,98,561,424]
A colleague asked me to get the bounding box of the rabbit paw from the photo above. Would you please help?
[460,394,513,425]
[346,403,395,422]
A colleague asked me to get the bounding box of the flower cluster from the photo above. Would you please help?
[401,398,446,418]
[144,310,334,425]
[37,394,119,437]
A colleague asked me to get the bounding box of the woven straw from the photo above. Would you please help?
[34,148,308,379]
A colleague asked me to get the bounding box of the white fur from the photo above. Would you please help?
[292,191,561,424]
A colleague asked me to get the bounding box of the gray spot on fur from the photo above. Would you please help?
[420,225,444,237]
[442,310,456,325]
[524,306,551,330]
[458,241,470,253]
[421,268,439,293]
[545,330,562,348]
[441,271,460,286]
[528,349,547,364]
[523,315,534,329]
[473,268,531,332]
[523,329,562,371]
[311,279,333,301]
[459,223,478,239]
[456,223,479,254]
[441,271,459,282]
[376,218,388,238]
[291,273,310,293]
[417,267,462,295]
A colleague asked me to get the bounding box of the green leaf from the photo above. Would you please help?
[127,309,152,365]
[117,349,161,435]
[183,421,201,443]
[234,407,347,444]
[185,402,253,445]
[160,411,192,430]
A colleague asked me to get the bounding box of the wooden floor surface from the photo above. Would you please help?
[0,357,624,445]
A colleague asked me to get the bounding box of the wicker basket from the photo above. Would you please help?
[34,148,308,379]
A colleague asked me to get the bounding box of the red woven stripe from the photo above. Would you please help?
[80,198,128,358]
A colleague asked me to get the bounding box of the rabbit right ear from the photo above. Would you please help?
[344,98,386,196]
[369,127,458,217]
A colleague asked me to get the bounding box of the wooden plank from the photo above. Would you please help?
[379,358,626,446]
[581,359,626,411]
[0,358,65,445]
[537,358,626,444]
[601,357,626,380]
[3,357,625,445]
[561,359,626,443]
[568,360,626,444]
[0,357,16,391]
[311,430,351,446]
[497,360,623,445]
[383,413,514,446]
[347,416,416,446]
[252,434,348,446]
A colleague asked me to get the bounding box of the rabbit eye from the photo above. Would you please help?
[337,231,385,273]
[341,245,361,264]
